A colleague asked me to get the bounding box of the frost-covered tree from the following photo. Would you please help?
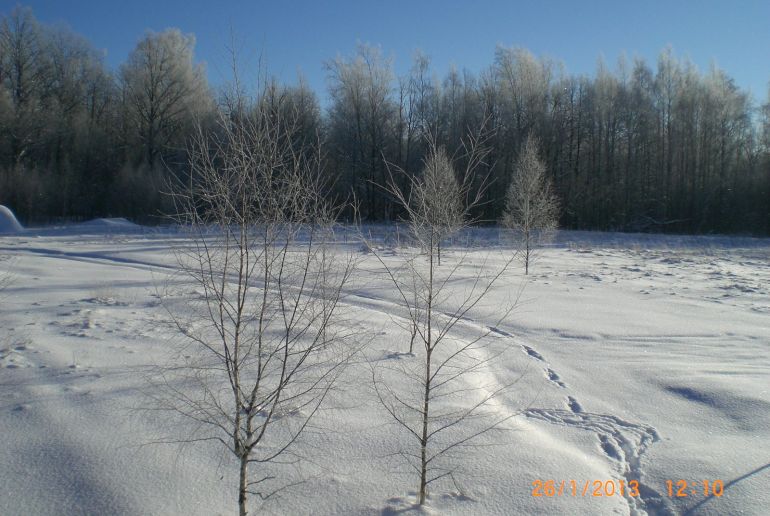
[762,88,770,153]
[502,135,559,274]
[157,79,355,516]
[120,29,211,168]
[385,126,492,267]
[408,143,463,265]
[326,44,397,219]
[0,6,46,164]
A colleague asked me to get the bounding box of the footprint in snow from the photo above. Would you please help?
[546,368,566,388]
[599,434,623,461]
[566,396,582,413]
[522,345,544,361]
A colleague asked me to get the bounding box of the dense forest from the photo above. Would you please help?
[1,7,768,233]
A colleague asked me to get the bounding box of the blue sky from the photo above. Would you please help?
[5,0,769,104]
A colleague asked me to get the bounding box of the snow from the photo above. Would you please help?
[0,226,768,515]
[0,205,23,234]
[78,217,141,229]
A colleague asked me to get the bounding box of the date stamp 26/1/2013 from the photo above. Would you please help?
[531,479,724,498]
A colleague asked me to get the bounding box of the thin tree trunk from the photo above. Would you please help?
[419,351,430,505]
[419,241,434,505]
[239,455,248,516]
[525,233,530,275]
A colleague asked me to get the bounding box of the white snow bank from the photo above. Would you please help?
[0,205,23,234]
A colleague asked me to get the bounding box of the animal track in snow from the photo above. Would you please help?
[488,326,513,337]
[522,345,544,361]
[566,396,582,413]
[525,406,671,516]
[546,368,566,388]
[599,434,622,461]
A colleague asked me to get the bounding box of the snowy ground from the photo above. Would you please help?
[0,224,768,515]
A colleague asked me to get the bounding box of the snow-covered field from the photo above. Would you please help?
[1,222,768,515]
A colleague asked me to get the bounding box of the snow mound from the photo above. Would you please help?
[79,218,140,229]
[0,205,23,234]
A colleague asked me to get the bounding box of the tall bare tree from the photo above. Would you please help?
[157,83,355,516]
[0,6,46,165]
[502,135,559,274]
[370,126,521,507]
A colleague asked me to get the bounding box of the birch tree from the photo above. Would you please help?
[408,143,462,266]
[370,125,522,506]
[156,84,355,516]
[502,135,559,274]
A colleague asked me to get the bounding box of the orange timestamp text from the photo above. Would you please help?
[532,479,640,497]
[531,479,725,498]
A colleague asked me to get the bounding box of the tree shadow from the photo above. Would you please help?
[683,461,770,515]
[380,492,423,515]
[380,491,475,515]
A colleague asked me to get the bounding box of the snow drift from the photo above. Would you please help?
[79,218,140,229]
[0,205,23,234]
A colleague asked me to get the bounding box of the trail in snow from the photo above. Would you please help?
[515,342,670,516]
[352,277,667,515]
[525,406,671,515]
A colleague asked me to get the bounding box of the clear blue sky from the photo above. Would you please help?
[5,0,769,105]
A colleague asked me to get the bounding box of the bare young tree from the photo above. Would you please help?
[155,84,355,516]
[502,135,559,274]
[382,129,488,353]
[370,127,523,507]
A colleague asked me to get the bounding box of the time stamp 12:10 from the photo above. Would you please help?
[531,479,724,498]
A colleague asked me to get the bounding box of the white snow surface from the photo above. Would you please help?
[0,225,768,515]
[0,205,23,234]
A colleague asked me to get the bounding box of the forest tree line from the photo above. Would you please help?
[1,6,769,234]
